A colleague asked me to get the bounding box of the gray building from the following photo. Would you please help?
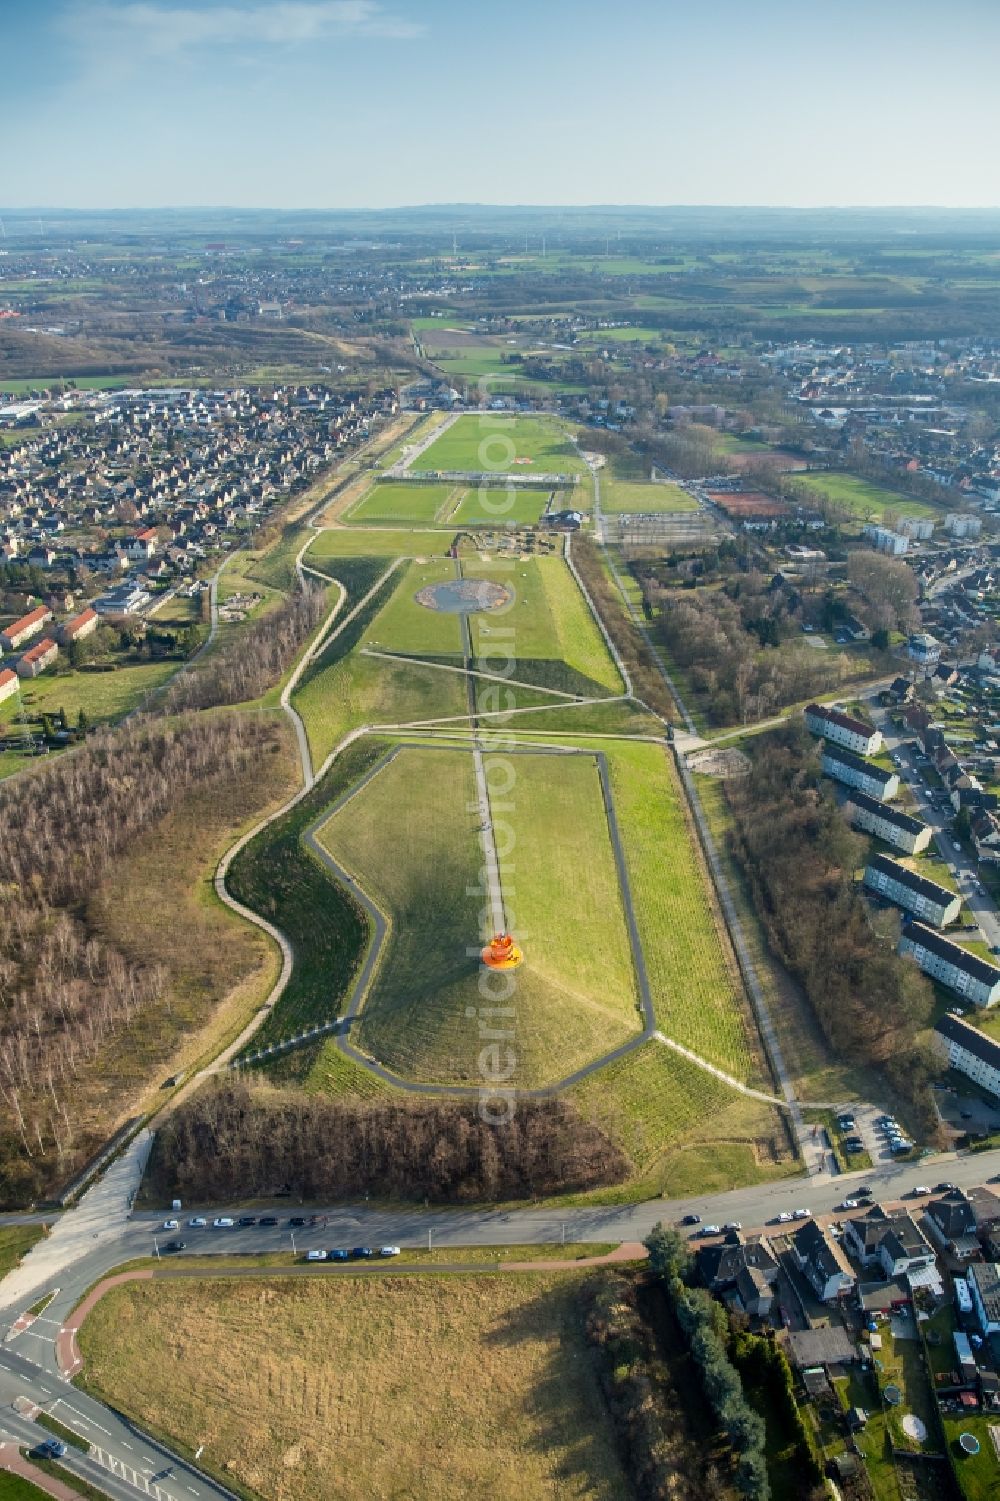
[822,746,900,802]
[805,703,883,757]
[900,922,1000,1008]
[935,1013,1000,1100]
[863,854,962,928]
[846,790,931,854]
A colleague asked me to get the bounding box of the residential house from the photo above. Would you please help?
[0,604,53,653]
[697,1236,779,1296]
[934,1014,1000,1101]
[900,923,1000,1008]
[968,1262,1000,1337]
[791,1219,856,1303]
[0,667,18,706]
[842,1207,934,1279]
[846,791,932,854]
[804,703,883,756]
[863,854,962,928]
[822,746,900,801]
[15,637,58,678]
[57,606,99,646]
[862,523,909,556]
[909,633,943,667]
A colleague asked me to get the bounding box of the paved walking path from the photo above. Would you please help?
[0,1131,152,1314]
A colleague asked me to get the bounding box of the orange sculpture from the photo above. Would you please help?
[481,933,523,970]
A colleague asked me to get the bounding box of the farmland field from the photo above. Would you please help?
[344,481,460,525]
[79,1272,629,1501]
[409,413,587,476]
[317,746,642,1086]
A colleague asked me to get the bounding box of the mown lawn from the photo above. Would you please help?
[345,481,459,525]
[795,471,938,523]
[410,414,587,475]
[602,479,698,514]
[307,526,451,560]
[608,741,756,1081]
[78,1272,629,1501]
[319,746,641,1087]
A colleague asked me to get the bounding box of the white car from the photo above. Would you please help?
[776,1212,793,1223]
[913,1185,932,1196]
[306,1249,327,1262]
[379,1246,401,1258]
[792,1208,811,1220]
[212,1217,235,1229]
[162,1219,179,1231]
[701,1225,721,1236]
[841,1199,859,1210]
[188,1217,207,1228]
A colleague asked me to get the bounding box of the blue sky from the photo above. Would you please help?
[4,0,1000,209]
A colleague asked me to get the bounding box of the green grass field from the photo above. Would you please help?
[7,660,178,729]
[318,746,641,1087]
[464,555,624,695]
[601,478,698,514]
[608,741,755,1082]
[450,486,553,526]
[307,527,451,560]
[795,471,938,523]
[79,1272,629,1501]
[345,482,460,525]
[293,651,469,765]
[362,559,465,658]
[410,415,587,476]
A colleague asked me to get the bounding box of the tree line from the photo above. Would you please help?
[0,713,281,1202]
[164,583,328,711]
[147,1081,630,1203]
[723,725,939,1132]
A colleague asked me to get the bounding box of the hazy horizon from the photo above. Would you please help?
[5,0,1000,212]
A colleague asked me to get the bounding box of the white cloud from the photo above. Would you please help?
[60,0,422,62]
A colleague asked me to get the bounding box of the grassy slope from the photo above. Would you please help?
[307,527,452,560]
[78,1273,629,1501]
[294,651,469,764]
[318,746,640,1087]
[609,742,756,1081]
[795,471,938,522]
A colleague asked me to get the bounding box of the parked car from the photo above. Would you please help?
[839,1199,859,1210]
[701,1225,721,1237]
[306,1249,327,1262]
[935,1182,957,1192]
[776,1212,793,1223]
[329,1248,349,1262]
[351,1246,374,1258]
[289,1217,307,1228]
[792,1208,811,1220]
[163,1240,187,1253]
[260,1216,278,1227]
[856,1185,874,1197]
[238,1216,257,1227]
[682,1213,701,1226]
[213,1217,235,1229]
[188,1217,207,1228]
[162,1218,179,1231]
[912,1185,932,1196]
[722,1222,742,1232]
[379,1246,401,1258]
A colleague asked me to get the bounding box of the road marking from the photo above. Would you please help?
[56,1399,112,1437]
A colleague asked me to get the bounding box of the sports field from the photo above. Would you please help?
[306,527,452,560]
[345,481,460,525]
[794,470,938,523]
[409,414,587,476]
[450,486,551,526]
[361,560,466,658]
[317,746,642,1086]
[79,1272,629,1501]
[601,478,698,513]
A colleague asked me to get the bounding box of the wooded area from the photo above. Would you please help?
[0,713,284,1202]
[723,726,938,1131]
[148,1082,631,1202]
[165,583,329,711]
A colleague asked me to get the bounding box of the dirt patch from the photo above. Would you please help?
[687,747,750,778]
